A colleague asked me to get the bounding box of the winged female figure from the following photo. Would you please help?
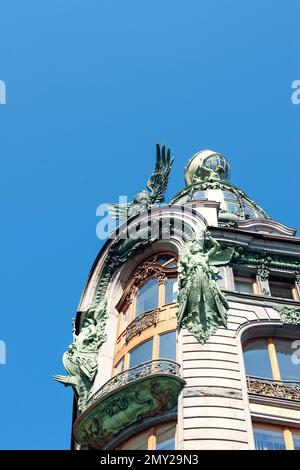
[177,232,235,343]
[107,144,174,222]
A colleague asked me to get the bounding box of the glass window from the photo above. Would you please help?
[223,190,237,201]
[165,278,178,304]
[244,204,260,219]
[135,279,159,317]
[216,267,226,289]
[243,339,273,379]
[129,339,153,368]
[156,423,176,450]
[159,331,176,361]
[192,190,207,201]
[115,357,125,375]
[293,433,300,450]
[235,279,254,295]
[224,201,239,214]
[273,339,298,381]
[253,426,286,450]
[269,282,294,300]
[156,254,174,266]
[115,422,176,450]
[118,430,149,450]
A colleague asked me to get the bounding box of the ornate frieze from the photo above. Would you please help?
[273,305,300,325]
[247,376,300,401]
[232,249,300,274]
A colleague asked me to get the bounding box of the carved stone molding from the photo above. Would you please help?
[247,376,300,401]
[273,305,300,326]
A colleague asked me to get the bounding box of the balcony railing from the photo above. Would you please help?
[74,359,185,448]
[86,359,181,410]
[247,375,300,401]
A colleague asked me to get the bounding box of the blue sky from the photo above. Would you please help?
[0,1,299,449]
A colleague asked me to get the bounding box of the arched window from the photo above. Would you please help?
[116,252,178,337]
[135,279,159,317]
[115,422,176,450]
[243,337,299,382]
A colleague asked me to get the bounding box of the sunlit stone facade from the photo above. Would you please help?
[58,148,300,450]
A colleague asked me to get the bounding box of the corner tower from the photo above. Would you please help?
[56,145,300,451]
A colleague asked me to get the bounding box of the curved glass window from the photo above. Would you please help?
[273,339,298,381]
[156,254,177,268]
[135,279,159,317]
[253,423,300,450]
[223,190,238,201]
[224,201,240,214]
[192,190,207,201]
[243,338,299,382]
[253,425,285,450]
[129,339,153,368]
[243,339,273,379]
[203,153,230,180]
[244,204,260,219]
[159,331,177,361]
[165,278,178,304]
[115,422,176,450]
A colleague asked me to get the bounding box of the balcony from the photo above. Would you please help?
[247,376,300,402]
[73,359,185,449]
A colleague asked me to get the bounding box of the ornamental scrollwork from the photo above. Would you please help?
[273,305,300,326]
[247,376,300,401]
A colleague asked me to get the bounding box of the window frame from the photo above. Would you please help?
[116,252,178,337]
[115,421,177,450]
[252,421,300,450]
[243,336,299,382]
[234,276,259,295]
[113,328,177,376]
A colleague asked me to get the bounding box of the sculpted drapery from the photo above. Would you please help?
[177,232,234,343]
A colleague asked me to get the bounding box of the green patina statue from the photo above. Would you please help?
[177,232,234,343]
[108,143,174,222]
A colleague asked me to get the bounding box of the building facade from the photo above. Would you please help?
[56,147,300,450]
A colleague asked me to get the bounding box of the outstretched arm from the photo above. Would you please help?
[205,231,220,259]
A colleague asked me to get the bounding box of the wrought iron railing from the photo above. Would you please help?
[85,359,181,409]
[247,375,300,401]
[124,309,159,344]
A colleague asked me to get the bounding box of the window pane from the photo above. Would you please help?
[274,339,299,381]
[135,279,158,317]
[120,430,149,450]
[243,340,273,379]
[156,423,176,450]
[129,339,153,368]
[192,190,207,200]
[223,191,237,201]
[159,331,176,361]
[253,426,286,450]
[269,283,294,300]
[235,280,254,294]
[224,201,239,214]
[293,433,300,450]
[156,254,173,266]
[115,358,124,375]
[165,278,178,304]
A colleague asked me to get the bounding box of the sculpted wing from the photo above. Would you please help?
[209,247,235,266]
[107,203,131,222]
[147,144,174,205]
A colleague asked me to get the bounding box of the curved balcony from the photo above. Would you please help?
[73,359,185,449]
[247,376,300,401]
